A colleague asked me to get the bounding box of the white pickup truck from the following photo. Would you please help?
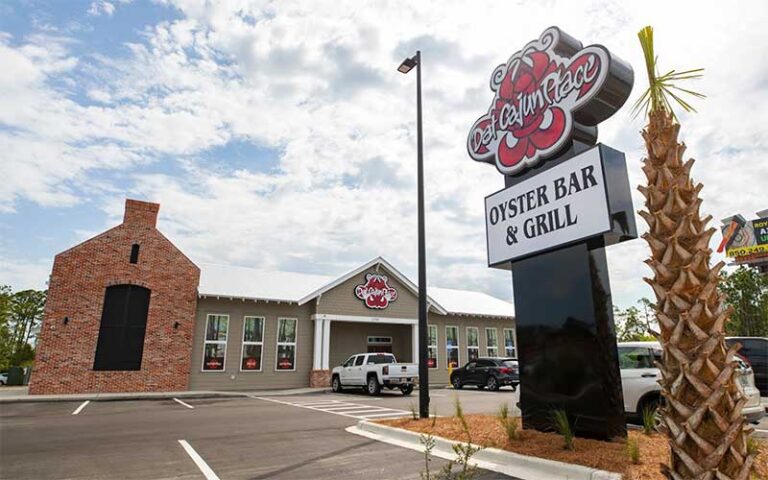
[331,353,419,396]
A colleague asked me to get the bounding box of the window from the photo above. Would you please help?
[93,284,150,371]
[241,316,264,371]
[466,327,479,361]
[367,354,395,364]
[343,356,356,367]
[203,314,229,371]
[446,326,459,368]
[354,355,365,366]
[276,318,297,371]
[617,347,653,369]
[503,329,517,357]
[129,244,140,264]
[486,328,499,357]
[427,325,438,369]
[367,336,393,353]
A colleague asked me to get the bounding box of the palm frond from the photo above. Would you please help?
[632,26,705,120]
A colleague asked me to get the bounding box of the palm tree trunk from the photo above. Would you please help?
[640,109,755,479]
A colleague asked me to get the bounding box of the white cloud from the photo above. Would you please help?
[87,1,116,17]
[2,0,767,309]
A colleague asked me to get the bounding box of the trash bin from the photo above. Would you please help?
[7,366,24,386]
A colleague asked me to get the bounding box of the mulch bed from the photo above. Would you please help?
[378,415,768,479]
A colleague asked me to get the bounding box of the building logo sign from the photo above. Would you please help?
[467,27,632,175]
[355,273,398,309]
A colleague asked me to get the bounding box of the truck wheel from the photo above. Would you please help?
[451,376,463,390]
[400,385,414,396]
[486,376,500,391]
[367,376,381,395]
[331,375,343,393]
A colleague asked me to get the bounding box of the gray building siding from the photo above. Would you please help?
[188,297,316,391]
[315,269,421,318]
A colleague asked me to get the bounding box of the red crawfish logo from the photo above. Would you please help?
[355,273,398,309]
[468,27,632,175]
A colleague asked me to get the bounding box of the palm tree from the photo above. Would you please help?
[635,26,755,479]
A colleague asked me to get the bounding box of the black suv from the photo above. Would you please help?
[450,357,519,391]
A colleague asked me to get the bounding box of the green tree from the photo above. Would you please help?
[615,305,654,342]
[0,286,12,370]
[0,288,46,370]
[719,266,768,337]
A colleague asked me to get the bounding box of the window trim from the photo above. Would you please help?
[427,324,438,370]
[446,325,460,369]
[485,327,499,357]
[466,326,479,361]
[240,316,265,373]
[503,328,517,358]
[201,313,229,373]
[274,317,298,372]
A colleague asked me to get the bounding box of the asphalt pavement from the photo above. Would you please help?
[0,387,521,480]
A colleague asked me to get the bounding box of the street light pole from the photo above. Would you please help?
[398,50,429,419]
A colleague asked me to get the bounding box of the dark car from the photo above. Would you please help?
[726,337,767,397]
[450,357,519,391]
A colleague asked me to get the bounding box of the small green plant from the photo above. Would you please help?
[641,404,658,435]
[497,403,509,422]
[453,395,465,420]
[627,437,640,464]
[497,403,518,441]
[746,436,759,456]
[551,409,574,451]
[420,433,436,480]
[431,405,438,428]
[410,401,418,420]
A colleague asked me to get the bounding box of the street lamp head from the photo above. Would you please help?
[398,54,418,74]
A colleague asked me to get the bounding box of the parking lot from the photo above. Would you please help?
[0,388,520,480]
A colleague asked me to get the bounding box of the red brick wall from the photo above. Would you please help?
[29,199,200,394]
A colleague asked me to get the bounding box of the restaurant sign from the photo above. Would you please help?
[485,146,610,266]
[467,26,632,175]
[355,273,398,309]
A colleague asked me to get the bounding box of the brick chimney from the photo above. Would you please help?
[123,199,160,227]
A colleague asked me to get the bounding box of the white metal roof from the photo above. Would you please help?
[197,259,514,318]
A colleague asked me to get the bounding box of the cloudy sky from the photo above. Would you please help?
[1,0,766,311]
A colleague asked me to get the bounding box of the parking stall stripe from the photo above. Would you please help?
[173,398,195,409]
[358,412,410,418]
[178,440,220,480]
[72,401,90,415]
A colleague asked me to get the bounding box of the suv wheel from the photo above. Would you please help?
[486,376,499,391]
[451,376,463,390]
[331,375,343,393]
[367,376,381,395]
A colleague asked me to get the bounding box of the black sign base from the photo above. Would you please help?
[499,142,635,441]
[512,241,626,440]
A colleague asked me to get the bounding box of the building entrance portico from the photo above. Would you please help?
[310,314,418,387]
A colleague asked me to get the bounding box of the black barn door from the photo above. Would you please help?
[93,285,151,371]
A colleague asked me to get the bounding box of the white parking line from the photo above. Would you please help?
[72,401,90,415]
[252,396,410,420]
[173,398,195,409]
[178,440,220,480]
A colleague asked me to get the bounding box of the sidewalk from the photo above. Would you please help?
[0,386,329,403]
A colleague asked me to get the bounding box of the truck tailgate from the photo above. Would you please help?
[385,364,419,379]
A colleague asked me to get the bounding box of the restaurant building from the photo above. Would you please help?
[30,199,516,394]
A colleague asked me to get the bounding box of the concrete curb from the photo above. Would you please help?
[347,420,622,480]
[0,387,330,403]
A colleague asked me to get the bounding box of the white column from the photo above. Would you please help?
[411,323,419,364]
[313,318,323,370]
[321,319,331,370]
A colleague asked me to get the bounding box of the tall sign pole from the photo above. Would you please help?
[467,27,636,439]
[398,50,430,419]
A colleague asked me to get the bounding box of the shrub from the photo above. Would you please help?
[410,401,418,420]
[641,404,658,435]
[551,409,574,451]
[627,437,640,464]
